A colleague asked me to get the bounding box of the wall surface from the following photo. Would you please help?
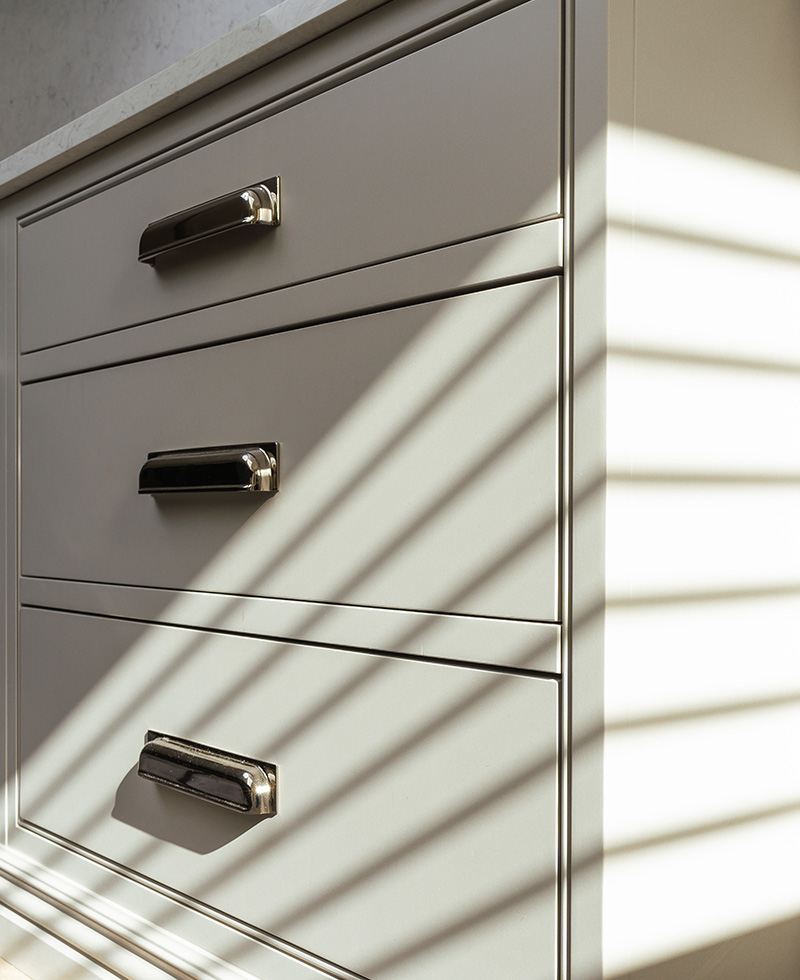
[602,0,800,977]
[0,0,282,161]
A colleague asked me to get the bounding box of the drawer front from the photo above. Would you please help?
[21,280,560,623]
[18,0,561,353]
[20,608,559,980]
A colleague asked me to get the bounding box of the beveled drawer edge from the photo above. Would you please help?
[2,0,392,208]
[20,218,563,384]
[0,846,263,980]
[19,577,561,675]
[11,0,552,222]
[0,839,370,980]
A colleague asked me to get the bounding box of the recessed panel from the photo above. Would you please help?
[19,608,559,980]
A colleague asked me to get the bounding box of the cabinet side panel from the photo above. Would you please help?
[0,203,17,850]
[568,0,608,977]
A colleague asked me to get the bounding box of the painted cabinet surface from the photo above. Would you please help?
[1,2,569,979]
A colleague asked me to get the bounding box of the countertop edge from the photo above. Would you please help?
[0,0,387,202]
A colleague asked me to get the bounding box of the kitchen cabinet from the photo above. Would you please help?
[6,0,795,978]
[0,1,566,978]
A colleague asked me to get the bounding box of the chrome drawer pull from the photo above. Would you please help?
[138,732,278,816]
[138,176,281,264]
[138,443,279,494]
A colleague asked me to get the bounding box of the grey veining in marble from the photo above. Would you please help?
[0,0,385,201]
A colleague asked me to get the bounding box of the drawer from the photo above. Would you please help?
[18,0,561,353]
[21,279,560,623]
[19,608,559,980]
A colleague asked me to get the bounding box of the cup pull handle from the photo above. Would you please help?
[138,732,278,816]
[138,443,279,494]
[138,176,280,264]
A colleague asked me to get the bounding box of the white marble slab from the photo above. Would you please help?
[0,0,385,201]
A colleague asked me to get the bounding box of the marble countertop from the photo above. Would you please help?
[0,0,384,201]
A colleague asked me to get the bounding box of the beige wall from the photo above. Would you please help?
[601,1,800,977]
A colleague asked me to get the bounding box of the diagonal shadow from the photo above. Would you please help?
[19,276,563,807]
[14,469,608,976]
[267,754,556,934]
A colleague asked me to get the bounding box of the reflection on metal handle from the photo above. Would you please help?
[138,732,278,816]
[138,443,279,494]
[138,176,281,264]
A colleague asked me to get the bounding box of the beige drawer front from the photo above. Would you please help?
[20,608,559,980]
[18,0,561,354]
[21,279,560,624]
[19,0,560,351]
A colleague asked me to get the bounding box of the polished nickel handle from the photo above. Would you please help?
[138,176,280,264]
[138,443,279,494]
[138,732,278,815]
